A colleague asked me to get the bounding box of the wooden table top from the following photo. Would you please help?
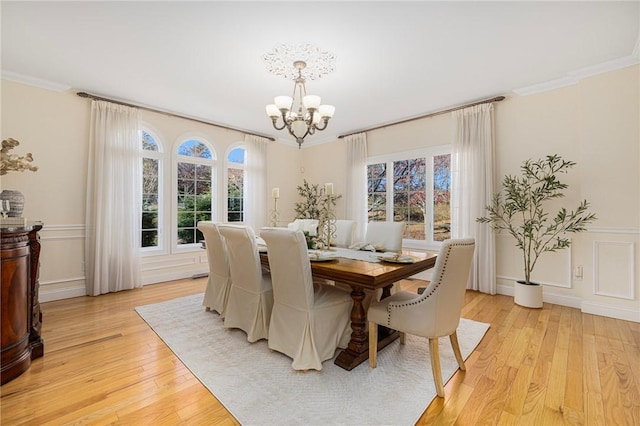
[260,249,437,291]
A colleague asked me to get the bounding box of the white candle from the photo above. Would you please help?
[325,183,334,195]
[272,187,280,199]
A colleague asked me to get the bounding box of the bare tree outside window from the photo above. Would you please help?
[141,131,159,248]
[367,151,451,244]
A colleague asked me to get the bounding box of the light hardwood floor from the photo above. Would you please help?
[1,278,639,425]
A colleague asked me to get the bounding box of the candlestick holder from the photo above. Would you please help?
[319,193,337,251]
[270,197,280,227]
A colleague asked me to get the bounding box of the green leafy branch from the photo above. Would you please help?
[477,154,597,284]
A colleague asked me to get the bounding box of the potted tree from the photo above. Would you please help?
[477,154,596,308]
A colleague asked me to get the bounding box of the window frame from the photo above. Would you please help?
[224,143,246,224]
[367,145,451,251]
[140,127,165,256]
[172,136,217,253]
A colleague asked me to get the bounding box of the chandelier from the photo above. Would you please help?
[264,43,336,148]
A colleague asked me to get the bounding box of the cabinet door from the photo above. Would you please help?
[1,245,31,384]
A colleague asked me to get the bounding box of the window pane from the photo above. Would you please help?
[177,212,195,228]
[178,140,212,158]
[393,157,426,240]
[177,162,212,246]
[142,131,158,151]
[196,179,211,195]
[177,162,195,179]
[196,164,212,180]
[141,212,158,229]
[228,147,245,164]
[368,163,387,222]
[433,154,451,241]
[141,155,159,248]
[178,228,195,244]
[227,167,244,222]
[141,231,158,247]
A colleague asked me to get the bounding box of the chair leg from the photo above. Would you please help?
[429,337,444,398]
[369,321,378,368]
[450,331,466,371]
[399,332,406,345]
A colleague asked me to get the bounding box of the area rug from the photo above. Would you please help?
[135,293,489,426]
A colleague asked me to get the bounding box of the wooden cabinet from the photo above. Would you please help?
[1,222,44,385]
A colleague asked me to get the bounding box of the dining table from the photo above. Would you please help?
[259,247,437,371]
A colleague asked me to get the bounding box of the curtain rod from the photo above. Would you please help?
[76,91,276,141]
[338,95,506,139]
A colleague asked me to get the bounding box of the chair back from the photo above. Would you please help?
[332,220,356,248]
[365,221,406,251]
[218,225,263,292]
[261,227,315,310]
[287,219,319,236]
[197,221,230,282]
[417,238,475,335]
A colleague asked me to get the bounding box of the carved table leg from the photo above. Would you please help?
[334,284,399,371]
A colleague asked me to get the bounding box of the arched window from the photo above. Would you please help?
[141,129,163,249]
[226,146,245,222]
[176,138,215,246]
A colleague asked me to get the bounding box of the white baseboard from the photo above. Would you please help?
[39,284,87,302]
[581,301,640,323]
[142,269,209,285]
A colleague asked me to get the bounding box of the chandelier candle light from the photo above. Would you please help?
[264,43,336,148]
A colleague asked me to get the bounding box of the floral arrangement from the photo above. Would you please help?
[0,138,38,176]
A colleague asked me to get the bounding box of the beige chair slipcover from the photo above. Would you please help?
[261,227,353,371]
[218,224,273,343]
[368,238,476,398]
[331,219,356,248]
[364,221,406,252]
[197,221,232,318]
[287,219,320,236]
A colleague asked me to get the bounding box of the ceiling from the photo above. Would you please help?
[2,1,639,146]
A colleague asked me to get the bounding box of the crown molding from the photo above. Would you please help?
[513,52,640,96]
[1,70,71,92]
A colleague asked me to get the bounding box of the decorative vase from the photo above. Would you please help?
[514,280,543,308]
[0,190,25,217]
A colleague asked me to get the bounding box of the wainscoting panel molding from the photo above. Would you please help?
[593,240,636,300]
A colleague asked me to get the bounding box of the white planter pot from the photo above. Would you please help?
[513,280,543,308]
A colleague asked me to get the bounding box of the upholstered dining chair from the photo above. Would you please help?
[197,221,231,318]
[331,219,356,248]
[260,227,353,371]
[218,224,273,343]
[365,221,406,252]
[367,238,476,398]
[287,219,320,236]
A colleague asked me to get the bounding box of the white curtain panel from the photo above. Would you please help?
[345,133,368,242]
[85,100,141,296]
[244,134,269,231]
[451,103,496,294]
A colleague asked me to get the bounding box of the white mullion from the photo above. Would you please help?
[426,155,435,244]
[386,160,394,222]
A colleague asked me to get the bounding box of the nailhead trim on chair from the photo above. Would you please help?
[383,239,474,326]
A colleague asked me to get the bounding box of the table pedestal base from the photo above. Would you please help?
[335,327,399,371]
[334,285,399,370]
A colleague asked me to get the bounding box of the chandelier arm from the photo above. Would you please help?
[270,117,288,131]
[313,119,330,131]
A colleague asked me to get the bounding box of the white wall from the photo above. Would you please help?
[300,65,640,322]
[0,79,300,300]
[2,64,638,322]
